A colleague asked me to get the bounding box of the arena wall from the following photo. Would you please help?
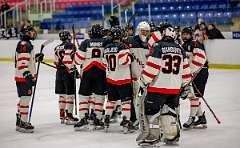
[0,39,239,69]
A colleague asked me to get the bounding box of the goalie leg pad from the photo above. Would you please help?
[146,115,161,143]
[160,105,180,141]
[136,91,149,144]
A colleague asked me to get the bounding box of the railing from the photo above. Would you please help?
[0,0,56,28]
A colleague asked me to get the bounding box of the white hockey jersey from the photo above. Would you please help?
[15,40,36,82]
[104,42,132,85]
[74,38,107,73]
[141,40,191,95]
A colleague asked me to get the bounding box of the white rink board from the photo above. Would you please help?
[0,62,240,148]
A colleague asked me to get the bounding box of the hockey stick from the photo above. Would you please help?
[72,24,78,115]
[41,61,56,69]
[28,39,54,122]
[192,82,221,124]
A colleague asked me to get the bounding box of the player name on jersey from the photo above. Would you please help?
[90,42,103,47]
[104,47,118,54]
[162,46,182,54]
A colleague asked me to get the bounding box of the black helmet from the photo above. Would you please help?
[89,24,103,38]
[109,16,120,28]
[59,30,71,41]
[182,27,193,36]
[111,26,123,40]
[159,22,172,34]
[149,21,157,32]
[174,25,180,31]
[20,25,37,40]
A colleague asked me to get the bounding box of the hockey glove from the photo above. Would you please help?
[35,53,44,62]
[23,71,35,87]
[180,84,192,100]
[70,67,80,79]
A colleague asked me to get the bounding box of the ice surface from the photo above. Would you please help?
[0,62,240,148]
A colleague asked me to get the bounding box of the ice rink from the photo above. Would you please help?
[0,62,240,148]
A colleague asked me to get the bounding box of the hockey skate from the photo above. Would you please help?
[16,114,34,133]
[65,112,79,125]
[193,112,207,129]
[104,115,110,132]
[74,113,89,131]
[120,116,135,134]
[183,116,195,129]
[89,113,104,130]
[110,105,121,123]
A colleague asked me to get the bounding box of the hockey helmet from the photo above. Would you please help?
[20,25,37,40]
[182,27,193,36]
[162,27,176,41]
[89,24,103,38]
[59,30,71,41]
[159,22,172,34]
[137,21,150,42]
[111,26,124,40]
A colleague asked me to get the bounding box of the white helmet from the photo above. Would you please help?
[163,27,176,39]
[137,21,150,42]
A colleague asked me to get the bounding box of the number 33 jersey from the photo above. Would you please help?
[104,42,132,85]
[141,41,191,95]
[74,38,108,72]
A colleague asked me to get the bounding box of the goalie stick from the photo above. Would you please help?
[28,39,54,122]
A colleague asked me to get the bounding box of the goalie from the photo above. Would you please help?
[136,27,191,145]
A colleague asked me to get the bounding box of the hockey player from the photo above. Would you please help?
[103,27,134,133]
[73,24,108,130]
[136,27,191,145]
[181,27,208,128]
[15,25,44,133]
[174,26,183,45]
[124,21,150,125]
[54,30,79,125]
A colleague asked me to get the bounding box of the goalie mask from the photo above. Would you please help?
[137,21,150,42]
[162,27,176,41]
